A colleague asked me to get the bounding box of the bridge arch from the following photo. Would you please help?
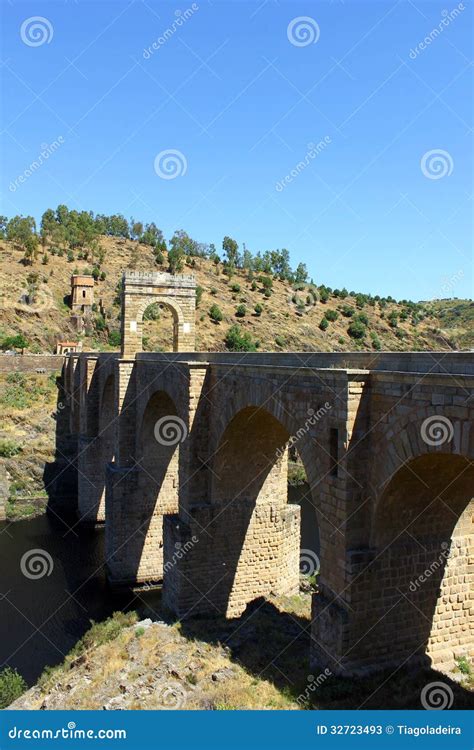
[197,403,326,617]
[371,407,473,498]
[354,451,473,673]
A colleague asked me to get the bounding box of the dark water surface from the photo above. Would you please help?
[0,514,143,685]
[0,484,318,686]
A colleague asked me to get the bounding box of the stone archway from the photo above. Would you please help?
[369,453,473,673]
[121,270,196,357]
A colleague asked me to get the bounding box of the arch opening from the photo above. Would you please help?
[203,406,321,617]
[360,453,473,672]
[141,301,178,352]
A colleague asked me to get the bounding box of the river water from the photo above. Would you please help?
[0,484,318,686]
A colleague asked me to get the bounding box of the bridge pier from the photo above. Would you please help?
[162,501,301,619]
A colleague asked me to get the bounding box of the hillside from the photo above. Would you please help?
[1,235,473,354]
[8,598,473,711]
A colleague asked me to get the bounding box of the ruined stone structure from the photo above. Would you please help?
[59,270,473,677]
[71,275,94,313]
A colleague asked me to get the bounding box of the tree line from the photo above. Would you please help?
[0,205,309,283]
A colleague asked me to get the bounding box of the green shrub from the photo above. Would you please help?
[370,332,382,350]
[355,312,369,326]
[209,304,223,323]
[1,334,28,351]
[235,304,246,317]
[210,287,218,296]
[456,656,472,676]
[250,281,257,291]
[94,314,106,332]
[143,303,160,321]
[108,330,121,347]
[230,283,241,293]
[69,612,138,659]
[319,290,329,304]
[319,318,329,331]
[259,275,273,293]
[275,335,285,347]
[347,321,366,339]
[388,311,398,328]
[0,667,27,708]
[340,305,354,318]
[225,325,258,352]
[254,303,263,316]
[0,440,22,458]
[324,309,338,322]
[195,285,203,307]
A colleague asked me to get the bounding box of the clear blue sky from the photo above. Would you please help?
[1,0,472,301]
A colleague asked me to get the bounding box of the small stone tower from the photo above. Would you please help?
[71,275,94,313]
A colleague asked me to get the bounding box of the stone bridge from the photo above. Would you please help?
[59,272,473,677]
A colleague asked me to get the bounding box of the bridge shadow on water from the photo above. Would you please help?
[0,513,135,685]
